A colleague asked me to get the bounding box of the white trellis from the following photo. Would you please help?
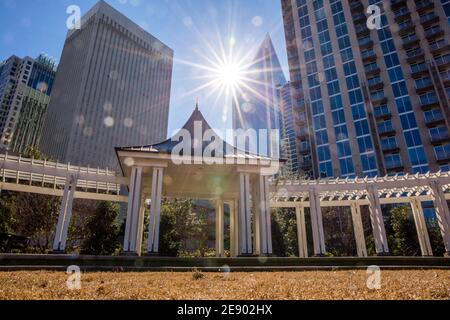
[1,151,450,258]
[269,173,450,257]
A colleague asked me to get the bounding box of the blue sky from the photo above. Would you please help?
[0,0,288,137]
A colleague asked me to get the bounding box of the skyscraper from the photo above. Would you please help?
[232,35,287,159]
[40,0,173,169]
[278,81,300,176]
[0,54,56,154]
[281,0,450,179]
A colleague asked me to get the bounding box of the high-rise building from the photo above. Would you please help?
[278,82,300,176]
[232,34,286,159]
[0,54,56,154]
[281,0,450,179]
[40,0,173,169]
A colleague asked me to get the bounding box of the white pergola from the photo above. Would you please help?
[270,173,450,257]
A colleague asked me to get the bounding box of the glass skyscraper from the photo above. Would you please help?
[0,54,56,154]
[282,0,450,178]
[233,34,295,167]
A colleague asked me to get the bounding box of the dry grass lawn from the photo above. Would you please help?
[0,270,448,300]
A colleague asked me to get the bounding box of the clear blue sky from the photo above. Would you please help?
[0,0,288,137]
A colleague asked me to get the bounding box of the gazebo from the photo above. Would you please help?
[115,105,282,257]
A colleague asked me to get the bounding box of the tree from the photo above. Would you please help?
[158,200,182,256]
[271,208,298,257]
[388,206,420,256]
[81,201,121,255]
[9,193,60,252]
[0,192,16,234]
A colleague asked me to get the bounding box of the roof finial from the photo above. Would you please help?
[195,97,199,111]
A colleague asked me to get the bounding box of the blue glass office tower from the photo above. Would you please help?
[233,35,296,168]
[282,0,450,178]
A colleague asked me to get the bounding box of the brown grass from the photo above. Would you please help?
[0,270,448,300]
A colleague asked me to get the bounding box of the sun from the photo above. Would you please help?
[215,62,244,91]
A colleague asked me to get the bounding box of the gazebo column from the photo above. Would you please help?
[239,172,253,255]
[309,187,326,256]
[123,167,143,255]
[252,175,272,256]
[135,198,147,256]
[215,198,225,257]
[350,202,368,257]
[229,199,239,257]
[295,204,308,258]
[429,180,450,255]
[366,185,389,255]
[410,198,433,256]
[52,175,78,252]
[147,167,164,255]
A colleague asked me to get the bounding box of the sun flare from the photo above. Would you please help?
[214,62,244,91]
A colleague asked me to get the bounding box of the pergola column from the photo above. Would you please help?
[215,198,225,257]
[239,172,253,255]
[52,175,78,252]
[410,198,433,256]
[350,202,368,257]
[123,166,143,255]
[366,185,389,255]
[309,187,326,256]
[252,175,272,256]
[429,180,450,254]
[147,167,164,255]
[229,199,239,257]
[295,204,308,258]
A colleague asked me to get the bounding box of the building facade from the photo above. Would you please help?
[0,54,56,154]
[281,0,450,179]
[40,0,173,169]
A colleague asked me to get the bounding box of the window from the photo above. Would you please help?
[315,130,329,145]
[343,61,356,76]
[395,97,413,113]
[327,80,340,95]
[319,161,333,178]
[349,89,363,104]
[361,154,377,171]
[337,141,352,157]
[352,103,366,120]
[346,75,359,90]
[384,53,400,68]
[404,129,423,147]
[325,68,338,82]
[400,113,418,130]
[358,136,374,153]
[330,95,343,110]
[318,145,331,161]
[340,158,354,175]
[313,114,326,130]
[392,81,408,97]
[323,55,335,69]
[312,100,324,115]
[335,124,348,141]
[332,109,346,125]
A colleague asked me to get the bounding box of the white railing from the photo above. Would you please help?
[0,153,124,196]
